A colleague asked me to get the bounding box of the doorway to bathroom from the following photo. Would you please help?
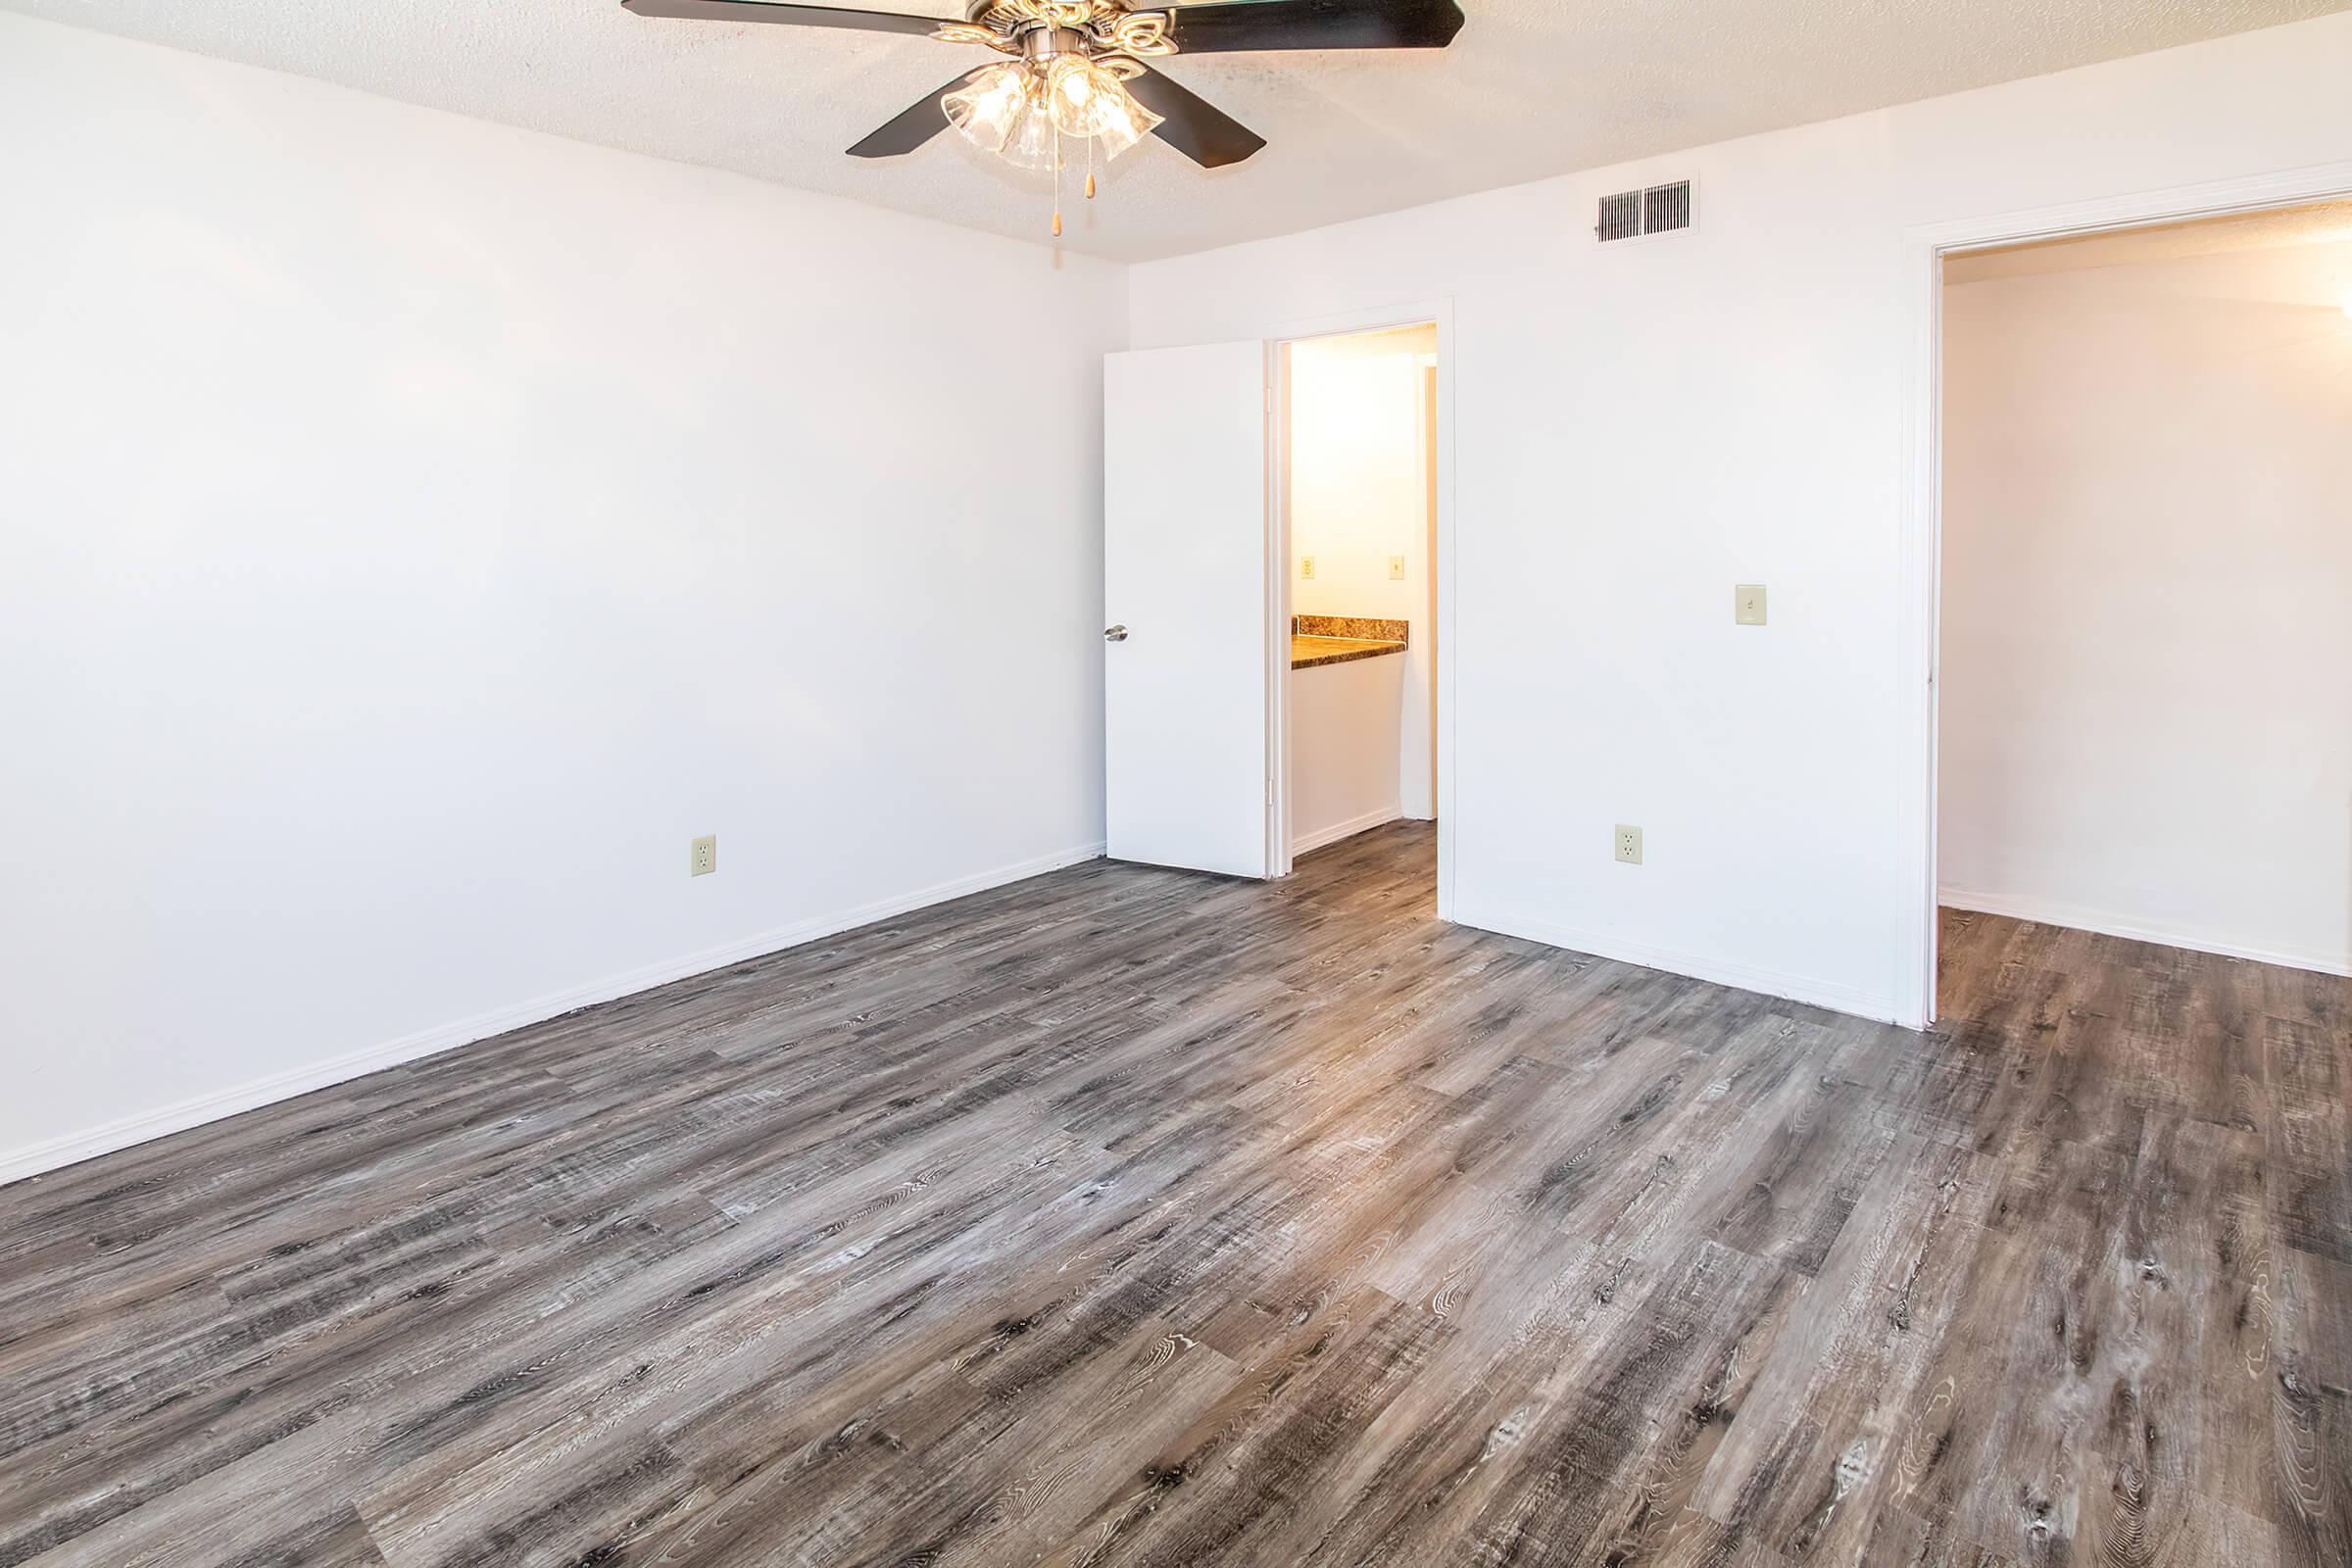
[1099,304,1451,906]
[1275,321,1441,887]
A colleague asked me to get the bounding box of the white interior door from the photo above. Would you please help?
[1103,341,1271,877]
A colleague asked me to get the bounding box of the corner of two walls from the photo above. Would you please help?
[0,12,1136,1183]
[1123,9,2352,1025]
[12,8,2352,1183]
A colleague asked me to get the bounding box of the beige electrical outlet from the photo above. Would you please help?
[1300,556,1316,579]
[1736,585,1767,625]
[1614,824,1642,864]
[690,834,717,876]
[1388,556,1406,580]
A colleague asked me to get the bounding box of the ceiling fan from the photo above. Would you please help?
[621,0,1467,231]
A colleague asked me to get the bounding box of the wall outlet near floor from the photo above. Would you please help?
[1300,556,1315,579]
[1614,824,1643,864]
[690,834,717,876]
[1736,584,1767,625]
[1388,555,1406,580]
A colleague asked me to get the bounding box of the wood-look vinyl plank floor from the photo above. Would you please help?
[1,823,2345,1566]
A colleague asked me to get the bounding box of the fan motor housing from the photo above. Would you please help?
[966,0,1120,18]
[1019,24,1088,59]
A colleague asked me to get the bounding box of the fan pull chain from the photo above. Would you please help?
[1051,122,1062,238]
[1086,132,1097,201]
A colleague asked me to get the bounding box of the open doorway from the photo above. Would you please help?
[1099,310,1449,896]
[1273,322,1441,892]
[1929,198,2352,1012]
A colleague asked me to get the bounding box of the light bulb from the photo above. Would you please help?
[1041,57,1161,153]
[943,63,1035,155]
[1044,57,1105,137]
[946,57,1162,174]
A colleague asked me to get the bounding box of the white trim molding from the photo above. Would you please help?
[0,840,1106,1189]
[1938,888,2352,979]
[1292,806,1403,858]
[1457,902,1900,1024]
[1895,156,2352,1031]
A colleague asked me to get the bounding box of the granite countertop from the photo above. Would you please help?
[1290,613,1408,670]
[1292,634,1407,669]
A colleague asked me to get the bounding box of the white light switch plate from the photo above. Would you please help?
[1736,585,1767,625]
[1388,556,1406,580]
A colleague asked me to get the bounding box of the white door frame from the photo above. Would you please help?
[1895,159,2352,1029]
[1265,298,1458,918]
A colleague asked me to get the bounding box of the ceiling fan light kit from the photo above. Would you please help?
[620,0,1466,236]
[945,55,1161,174]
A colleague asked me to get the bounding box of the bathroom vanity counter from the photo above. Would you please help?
[1290,614,1409,670]
[1291,634,1406,669]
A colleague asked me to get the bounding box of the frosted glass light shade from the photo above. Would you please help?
[943,64,1036,161]
[1044,56,1161,160]
[943,58,1162,172]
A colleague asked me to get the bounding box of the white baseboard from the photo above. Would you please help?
[1936,886,2351,978]
[1292,806,1402,857]
[0,839,1107,1189]
[1454,902,1901,1025]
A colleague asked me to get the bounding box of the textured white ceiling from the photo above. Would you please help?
[9,0,2344,261]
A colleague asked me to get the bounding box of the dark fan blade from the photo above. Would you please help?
[848,69,985,156]
[622,0,946,37]
[1162,0,1464,53]
[1124,68,1266,169]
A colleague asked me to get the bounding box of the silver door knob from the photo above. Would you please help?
[1103,624,1128,642]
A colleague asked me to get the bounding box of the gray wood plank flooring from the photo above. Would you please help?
[2,822,2346,1565]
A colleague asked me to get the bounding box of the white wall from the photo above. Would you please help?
[1288,325,1438,818]
[1939,239,2352,975]
[1291,656,1407,854]
[1127,11,2352,1022]
[0,15,1126,1180]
